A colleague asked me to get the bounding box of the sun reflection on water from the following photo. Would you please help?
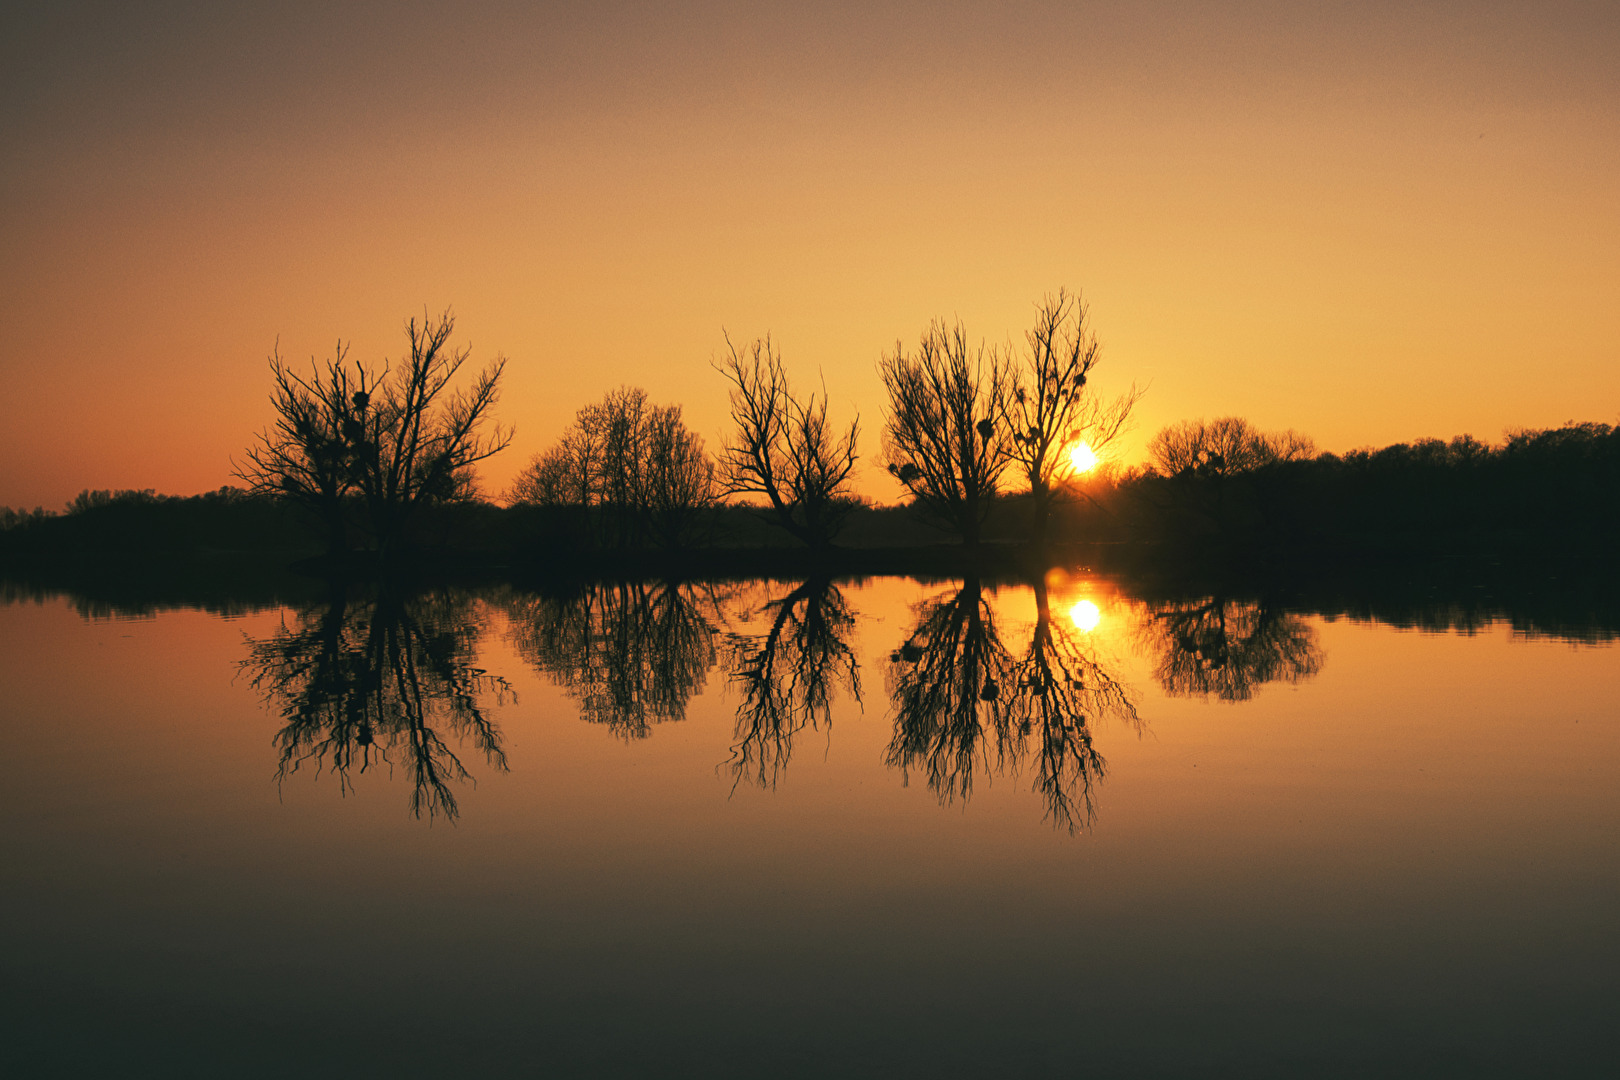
[1069,599,1101,632]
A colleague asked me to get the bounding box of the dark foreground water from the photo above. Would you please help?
[1,572,1616,1077]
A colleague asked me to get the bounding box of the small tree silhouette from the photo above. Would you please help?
[1137,596,1322,701]
[1144,417,1315,535]
[510,387,716,548]
[1148,417,1314,479]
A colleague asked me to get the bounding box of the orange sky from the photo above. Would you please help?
[3,1,1617,510]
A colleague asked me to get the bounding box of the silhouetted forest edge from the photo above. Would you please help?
[6,416,1619,580]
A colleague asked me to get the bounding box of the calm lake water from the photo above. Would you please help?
[2,571,1616,1077]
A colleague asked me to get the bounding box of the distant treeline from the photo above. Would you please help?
[0,484,940,562]
[1073,418,1620,555]
[1,487,315,556]
[4,419,1616,567]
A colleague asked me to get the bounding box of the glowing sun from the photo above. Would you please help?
[1069,441,1098,473]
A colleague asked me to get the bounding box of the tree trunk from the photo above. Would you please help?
[1029,484,1053,554]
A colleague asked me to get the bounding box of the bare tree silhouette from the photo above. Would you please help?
[880,322,1010,548]
[721,578,861,790]
[241,586,511,821]
[510,387,716,548]
[643,403,720,547]
[237,311,511,559]
[715,335,861,548]
[1148,417,1315,479]
[1000,290,1142,548]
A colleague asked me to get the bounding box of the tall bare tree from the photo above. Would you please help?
[885,579,1015,806]
[349,312,511,556]
[1008,578,1138,831]
[715,334,860,548]
[1001,290,1142,548]
[879,321,1010,548]
[885,578,1139,831]
[237,310,511,559]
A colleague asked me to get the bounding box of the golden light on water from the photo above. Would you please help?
[1069,442,1099,474]
[1069,599,1101,632]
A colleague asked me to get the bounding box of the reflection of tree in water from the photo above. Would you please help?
[1140,597,1323,701]
[1011,581,1138,829]
[887,580,1012,806]
[887,579,1137,831]
[503,582,718,738]
[241,587,511,821]
[722,578,861,790]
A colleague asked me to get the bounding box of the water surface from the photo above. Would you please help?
[2,572,1616,1077]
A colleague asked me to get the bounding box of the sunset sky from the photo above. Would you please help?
[3,0,1616,510]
